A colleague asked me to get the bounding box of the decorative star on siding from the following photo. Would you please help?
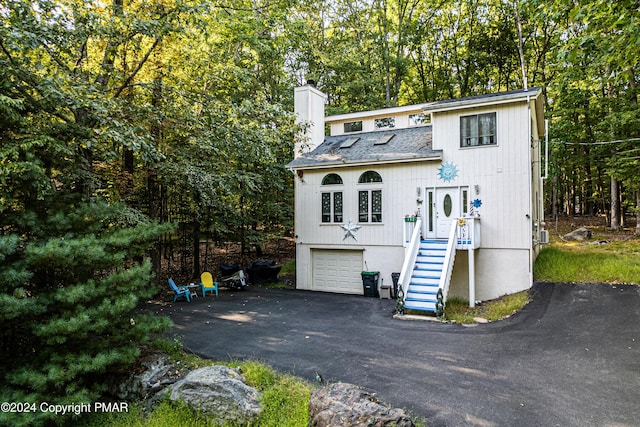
[340,220,361,241]
[438,162,458,182]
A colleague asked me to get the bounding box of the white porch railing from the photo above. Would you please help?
[398,218,422,299]
[455,217,481,250]
[437,219,458,304]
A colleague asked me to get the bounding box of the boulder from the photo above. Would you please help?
[167,366,261,425]
[563,227,592,241]
[309,383,414,427]
[113,354,179,401]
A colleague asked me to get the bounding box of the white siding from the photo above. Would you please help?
[294,93,544,301]
[430,102,532,250]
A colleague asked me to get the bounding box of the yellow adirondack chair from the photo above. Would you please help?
[200,272,219,297]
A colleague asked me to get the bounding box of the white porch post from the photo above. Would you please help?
[468,247,475,307]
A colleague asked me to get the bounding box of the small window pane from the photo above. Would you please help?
[443,194,452,217]
[344,121,363,133]
[428,191,434,232]
[409,113,430,126]
[322,173,343,185]
[358,171,382,183]
[333,192,343,222]
[371,190,382,223]
[462,190,468,215]
[359,191,369,222]
[461,113,496,147]
[375,117,395,129]
[322,193,331,223]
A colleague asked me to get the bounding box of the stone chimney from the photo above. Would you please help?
[294,81,325,158]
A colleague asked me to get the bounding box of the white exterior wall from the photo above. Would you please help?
[430,102,533,249]
[449,249,531,301]
[294,85,326,157]
[295,161,439,293]
[293,91,544,301]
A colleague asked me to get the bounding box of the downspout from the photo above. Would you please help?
[527,95,534,286]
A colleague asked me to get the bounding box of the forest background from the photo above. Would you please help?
[0,1,638,425]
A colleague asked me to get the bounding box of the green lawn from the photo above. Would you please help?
[534,240,640,284]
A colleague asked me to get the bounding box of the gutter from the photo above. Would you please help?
[286,153,443,171]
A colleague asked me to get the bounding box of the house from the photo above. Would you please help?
[286,83,546,312]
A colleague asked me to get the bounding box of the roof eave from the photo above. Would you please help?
[287,153,443,171]
[423,88,542,113]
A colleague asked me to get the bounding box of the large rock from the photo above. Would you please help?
[112,354,179,401]
[309,383,414,427]
[167,366,261,425]
[563,227,592,241]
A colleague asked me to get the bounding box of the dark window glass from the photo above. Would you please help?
[371,190,382,222]
[428,191,434,232]
[322,173,343,185]
[359,191,369,222]
[460,112,496,147]
[443,194,452,217]
[344,121,363,133]
[333,192,343,222]
[358,171,382,183]
[322,193,331,223]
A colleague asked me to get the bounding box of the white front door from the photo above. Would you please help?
[435,187,460,238]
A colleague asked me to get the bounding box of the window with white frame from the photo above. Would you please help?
[409,113,430,126]
[358,171,382,223]
[321,173,343,223]
[344,121,363,133]
[374,117,395,129]
[460,112,496,147]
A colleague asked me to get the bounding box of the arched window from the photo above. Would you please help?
[358,171,382,183]
[321,174,343,223]
[322,173,343,185]
[357,171,382,223]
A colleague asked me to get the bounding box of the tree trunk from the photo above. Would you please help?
[635,188,640,236]
[551,174,558,220]
[611,177,620,230]
[192,220,200,279]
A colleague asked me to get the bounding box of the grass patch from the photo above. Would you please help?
[534,241,640,284]
[444,291,529,324]
[79,357,312,427]
[279,259,295,275]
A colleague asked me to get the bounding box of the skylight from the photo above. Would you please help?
[374,134,395,145]
[340,137,360,148]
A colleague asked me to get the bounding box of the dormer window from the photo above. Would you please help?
[344,121,363,133]
[374,117,395,129]
[409,113,430,126]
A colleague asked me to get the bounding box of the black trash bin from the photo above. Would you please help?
[391,272,400,299]
[361,271,380,297]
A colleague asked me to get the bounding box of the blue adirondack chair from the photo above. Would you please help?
[168,278,191,302]
[200,272,219,297]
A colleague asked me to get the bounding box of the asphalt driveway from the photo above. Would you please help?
[163,282,640,427]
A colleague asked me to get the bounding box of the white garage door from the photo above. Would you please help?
[312,249,363,294]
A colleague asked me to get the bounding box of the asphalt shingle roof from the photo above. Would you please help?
[287,125,441,169]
